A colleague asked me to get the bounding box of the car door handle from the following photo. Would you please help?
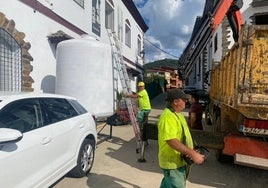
[79,123,85,129]
[41,137,51,145]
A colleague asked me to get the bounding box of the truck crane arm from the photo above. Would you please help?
[211,0,244,42]
[181,0,244,77]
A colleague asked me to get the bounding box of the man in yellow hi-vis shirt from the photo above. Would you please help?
[158,89,204,188]
[124,81,151,123]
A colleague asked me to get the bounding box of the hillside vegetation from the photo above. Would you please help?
[144,58,178,69]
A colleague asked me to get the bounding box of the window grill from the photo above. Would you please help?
[0,28,22,92]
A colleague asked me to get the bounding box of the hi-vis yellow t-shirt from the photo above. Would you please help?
[158,108,193,169]
[138,89,151,110]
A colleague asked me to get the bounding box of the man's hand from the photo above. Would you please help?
[191,150,205,164]
[167,139,205,165]
[123,93,129,97]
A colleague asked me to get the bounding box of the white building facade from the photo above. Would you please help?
[0,0,148,93]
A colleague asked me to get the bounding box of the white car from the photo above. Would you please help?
[0,92,97,188]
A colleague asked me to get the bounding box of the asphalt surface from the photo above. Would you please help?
[53,93,268,188]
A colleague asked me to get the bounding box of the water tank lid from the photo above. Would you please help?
[81,34,99,41]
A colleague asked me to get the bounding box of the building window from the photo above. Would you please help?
[125,19,131,47]
[117,8,123,42]
[0,28,22,91]
[255,14,268,25]
[105,0,114,31]
[214,34,218,53]
[92,0,101,36]
[137,35,141,55]
[74,0,84,8]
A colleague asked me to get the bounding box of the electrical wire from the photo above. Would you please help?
[144,38,179,58]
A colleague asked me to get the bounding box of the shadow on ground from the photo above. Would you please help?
[87,173,142,188]
[97,130,160,173]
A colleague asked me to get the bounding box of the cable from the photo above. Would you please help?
[144,38,179,58]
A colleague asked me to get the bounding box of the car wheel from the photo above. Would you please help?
[70,138,95,178]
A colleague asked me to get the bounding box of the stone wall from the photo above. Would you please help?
[0,12,34,92]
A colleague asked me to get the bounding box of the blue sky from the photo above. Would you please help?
[133,0,205,63]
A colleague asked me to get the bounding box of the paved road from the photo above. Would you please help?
[53,93,268,188]
[52,123,268,188]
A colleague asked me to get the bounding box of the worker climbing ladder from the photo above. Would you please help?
[107,29,142,152]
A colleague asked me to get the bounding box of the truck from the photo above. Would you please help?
[178,0,268,170]
[207,24,268,170]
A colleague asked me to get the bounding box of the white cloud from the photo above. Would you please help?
[181,25,191,35]
[177,39,187,49]
[134,0,205,63]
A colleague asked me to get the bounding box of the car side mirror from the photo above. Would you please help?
[0,128,23,145]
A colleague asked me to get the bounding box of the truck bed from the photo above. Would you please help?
[210,25,268,119]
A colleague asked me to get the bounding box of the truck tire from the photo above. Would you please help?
[215,116,221,132]
[216,149,234,163]
[212,111,221,133]
[69,138,95,178]
[211,105,221,132]
[204,105,212,125]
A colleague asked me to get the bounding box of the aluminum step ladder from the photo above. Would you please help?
[107,29,142,152]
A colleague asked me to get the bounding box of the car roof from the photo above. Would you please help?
[0,92,76,106]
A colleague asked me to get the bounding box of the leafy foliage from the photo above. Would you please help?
[144,58,178,70]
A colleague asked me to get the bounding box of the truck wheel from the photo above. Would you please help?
[215,149,222,161]
[204,105,212,125]
[211,107,217,130]
[216,150,234,163]
[212,108,221,132]
[69,138,95,178]
[215,149,227,162]
[215,116,221,132]
[212,113,221,132]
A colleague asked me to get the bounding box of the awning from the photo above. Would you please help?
[127,67,143,77]
[47,30,73,44]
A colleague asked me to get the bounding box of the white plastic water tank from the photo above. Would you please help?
[56,35,114,117]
